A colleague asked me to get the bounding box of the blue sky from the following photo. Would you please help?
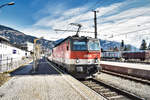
[0,0,125,27]
[0,0,150,47]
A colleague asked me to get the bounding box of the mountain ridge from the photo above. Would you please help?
[0,25,53,49]
[0,24,138,51]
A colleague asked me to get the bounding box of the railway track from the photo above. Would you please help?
[102,59,150,65]
[102,70,150,85]
[48,59,146,99]
[80,78,145,100]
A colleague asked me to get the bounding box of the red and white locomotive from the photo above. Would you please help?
[50,35,101,78]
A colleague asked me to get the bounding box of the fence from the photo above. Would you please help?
[0,57,32,73]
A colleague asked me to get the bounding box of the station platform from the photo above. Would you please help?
[101,61,150,80]
[0,58,105,100]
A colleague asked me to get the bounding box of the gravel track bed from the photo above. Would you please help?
[97,73,150,99]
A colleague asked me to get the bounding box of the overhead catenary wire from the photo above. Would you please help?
[100,21,150,33]
[72,0,108,23]
[52,0,91,37]
[54,29,94,33]
[110,27,150,37]
[52,0,109,35]
[53,24,73,39]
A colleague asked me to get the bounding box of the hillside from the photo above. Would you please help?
[0,25,138,51]
[0,25,53,49]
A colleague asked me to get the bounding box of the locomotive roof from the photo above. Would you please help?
[54,35,98,48]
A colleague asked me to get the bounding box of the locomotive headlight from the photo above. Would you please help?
[76,59,80,63]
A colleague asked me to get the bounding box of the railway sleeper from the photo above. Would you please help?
[107,95,124,100]
[86,84,100,87]
[102,92,119,98]
[93,87,107,92]
[92,86,105,89]
[98,88,110,93]
[102,92,118,96]
[82,81,89,84]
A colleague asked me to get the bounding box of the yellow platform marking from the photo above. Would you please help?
[46,60,63,74]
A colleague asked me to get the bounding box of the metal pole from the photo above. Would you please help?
[93,11,98,39]
[33,38,41,72]
[32,37,43,72]
[76,24,81,37]
[33,39,37,72]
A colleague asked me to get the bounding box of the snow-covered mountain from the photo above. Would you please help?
[0,25,141,51]
[100,39,138,51]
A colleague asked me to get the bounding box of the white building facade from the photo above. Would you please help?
[26,42,34,52]
[0,36,30,72]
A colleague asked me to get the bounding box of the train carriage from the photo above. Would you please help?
[51,36,101,78]
[122,50,150,61]
[101,50,150,62]
[101,51,121,60]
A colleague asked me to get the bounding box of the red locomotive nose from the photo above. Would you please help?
[70,51,101,59]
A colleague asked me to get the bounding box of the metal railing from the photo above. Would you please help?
[0,57,32,73]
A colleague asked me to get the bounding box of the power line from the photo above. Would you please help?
[111,27,150,37]
[72,0,107,24]
[88,0,102,11]
[100,21,150,32]
[53,24,72,39]
[54,29,94,33]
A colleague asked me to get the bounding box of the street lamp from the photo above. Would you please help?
[0,2,15,8]
[32,37,43,73]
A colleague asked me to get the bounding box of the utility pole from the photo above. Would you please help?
[93,11,98,39]
[32,37,43,73]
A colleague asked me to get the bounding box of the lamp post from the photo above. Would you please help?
[33,37,43,72]
[0,2,15,8]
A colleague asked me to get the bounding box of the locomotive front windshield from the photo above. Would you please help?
[88,40,100,51]
[72,40,100,51]
[73,41,87,50]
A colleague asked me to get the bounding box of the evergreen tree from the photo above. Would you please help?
[120,40,124,50]
[109,47,113,51]
[128,45,131,51]
[114,46,119,51]
[101,48,104,52]
[140,39,147,50]
[124,45,128,51]
[148,43,150,50]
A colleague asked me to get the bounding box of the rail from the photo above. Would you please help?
[80,78,145,100]
[101,59,150,65]
[102,70,150,85]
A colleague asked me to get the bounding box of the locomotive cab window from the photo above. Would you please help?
[88,40,100,51]
[72,41,87,51]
